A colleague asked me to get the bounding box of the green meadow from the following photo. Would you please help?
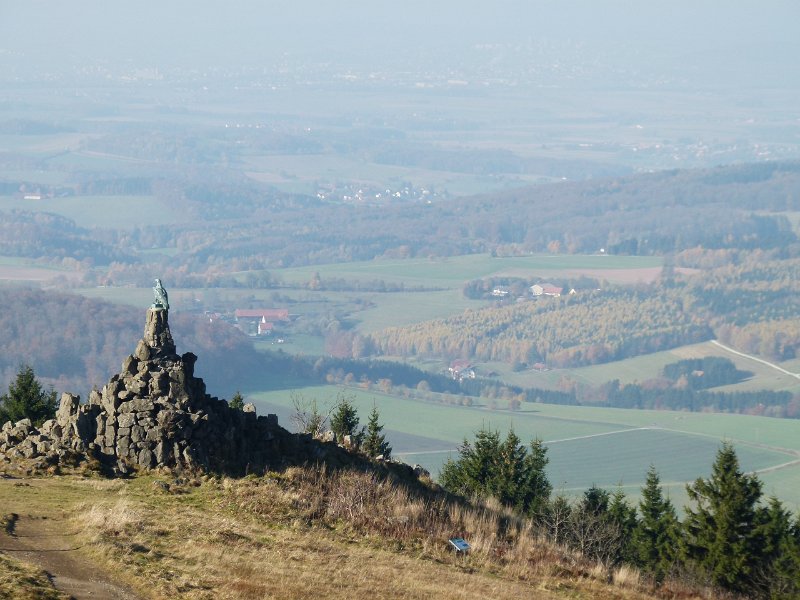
[495,341,800,393]
[248,383,800,511]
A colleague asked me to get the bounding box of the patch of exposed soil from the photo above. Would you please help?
[0,512,140,600]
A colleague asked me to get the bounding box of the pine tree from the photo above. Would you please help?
[515,437,551,517]
[439,427,550,517]
[683,442,764,594]
[440,428,500,500]
[0,365,58,427]
[608,489,638,565]
[753,496,800,598]
[330,393,362,445]
[229,391,244,411]
[633,466,680,584]
[362,405,391,459]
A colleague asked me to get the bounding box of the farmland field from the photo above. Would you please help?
[0,194,182,229]
[249,383,800,512]
[0,255,80,282]
[496,341,800,393]
[272,253,664,287]
[243,153,548,197]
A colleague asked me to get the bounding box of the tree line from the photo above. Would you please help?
[7,160,800,283]
[441,429,800,597]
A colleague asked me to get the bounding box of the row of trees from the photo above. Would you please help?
[290,392,392,460]
[441,430,800,597]
[256,349,800,419]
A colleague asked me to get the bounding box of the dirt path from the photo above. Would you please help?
[0,512,141,600]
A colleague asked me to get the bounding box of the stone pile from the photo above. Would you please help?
[1,307,291,475]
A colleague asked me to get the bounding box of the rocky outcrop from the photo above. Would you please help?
[1,307,291,475]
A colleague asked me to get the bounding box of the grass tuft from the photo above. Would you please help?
[0,553,71,600]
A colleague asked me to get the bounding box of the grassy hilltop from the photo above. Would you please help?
[0,469,659,600]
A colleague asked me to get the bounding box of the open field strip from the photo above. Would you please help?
[242,153,537,196]
[0,256,81,282]
[272,253,663,287]
[543,426,657,444]
[494,340,800,393]
[355,289,485,332]
[0,132,89,153]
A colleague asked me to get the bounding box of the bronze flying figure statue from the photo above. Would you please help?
[152,278,169,310]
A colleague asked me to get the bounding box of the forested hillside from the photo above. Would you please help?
[4,161,800,280]
[369,253,800,368]
[372,289,712,367]
[0,288,260,396]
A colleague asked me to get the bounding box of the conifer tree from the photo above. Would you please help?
[362,405,391,459]
[440,428,500,500]
[0,365,57,426]
[754,496,800,598]
[683,442,764,594]
[330,393,362,445]
[440,427,550,517]
[633,466,679,584]
[608,489,638,565]
[229,391,245,411]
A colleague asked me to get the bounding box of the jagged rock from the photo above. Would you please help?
[122,355,139,376]
[143,308,177,357]
[135,339,151,361]
[138,448,154,468]
[56,394,80,428]
[182,353,197,377]
[130,426,146,443]
[0,305,334,478]
[117,413,136,428]
[88,389,102,406]
[413,464,431,478]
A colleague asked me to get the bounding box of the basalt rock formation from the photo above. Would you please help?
[1,307,291,475]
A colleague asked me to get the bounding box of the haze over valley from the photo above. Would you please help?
[2,3,800,598]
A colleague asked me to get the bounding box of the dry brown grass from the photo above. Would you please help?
[0,553,71,600]
[222,465,657,598]
[0,469,664,600]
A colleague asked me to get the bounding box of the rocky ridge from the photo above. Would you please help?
[1,307,291,475]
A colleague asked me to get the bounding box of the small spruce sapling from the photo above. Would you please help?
[330,393,362,445]
[362,404,391,459]
[229,391,245,411]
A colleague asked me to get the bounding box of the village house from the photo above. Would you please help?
[491,286,510,297]
[448,359,476,381]
[530,283,563,297]
[234,308,290,336]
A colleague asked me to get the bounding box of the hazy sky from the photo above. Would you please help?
[1,0,798,78]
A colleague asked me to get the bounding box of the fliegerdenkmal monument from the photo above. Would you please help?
[152,278,169,310]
